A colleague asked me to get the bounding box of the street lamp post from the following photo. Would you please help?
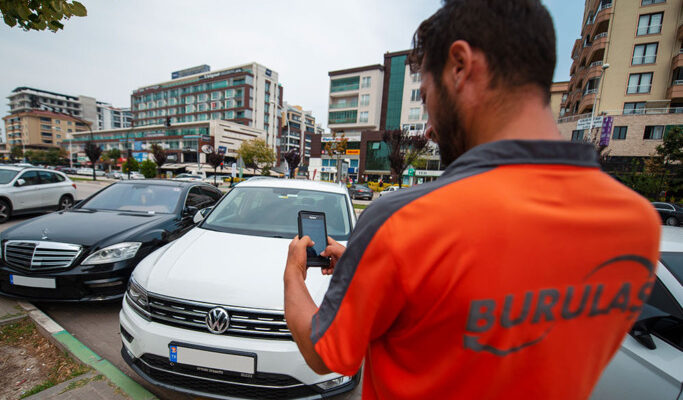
[588,63,610,143]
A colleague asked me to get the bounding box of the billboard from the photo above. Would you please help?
[171,65,210,80]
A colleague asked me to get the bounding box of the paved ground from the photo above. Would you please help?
[24,371,129,400]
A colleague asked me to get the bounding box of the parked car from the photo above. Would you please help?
[378,185,403,198]
[590,226,683,400]
[173,173,203,182]
[0,180,223,301]
[106,171,123,179]
[76,168,105,177]
[61,167,78,175]
[0,166,76,223]
[652,202,683,226]
[120,172,145,180]
[348,183,373,200]
[120,179,359,399]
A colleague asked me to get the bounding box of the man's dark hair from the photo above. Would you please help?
[409,0,556,102]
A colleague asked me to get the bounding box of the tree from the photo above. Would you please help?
[10,145,23,162]
[1,0,87,32]
[206,151,224,185]
[382,129,430,188]
[655,126,683,199]
[150,144,167,171]
[122,157,139,174]
[84,141,102,181]
[106,149,121,170]
[284,149,301,178]
[139,160,157,179]
[323,132,348,182]
[237,139,275,176]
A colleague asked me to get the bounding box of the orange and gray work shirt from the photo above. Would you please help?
[311,140,661,400]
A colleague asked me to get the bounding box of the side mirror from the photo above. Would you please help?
[183,206,199,218]
[15,178,26,187]
[628,304,668,350]
[193,207,213,224]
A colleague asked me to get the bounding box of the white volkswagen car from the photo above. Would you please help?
[591,226,683,399]
[120,179,359,399]
[0,166,77,223]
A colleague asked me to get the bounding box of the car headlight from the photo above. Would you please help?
[316,376,352,391]
[82,242,142,265]
[126,277,150,320]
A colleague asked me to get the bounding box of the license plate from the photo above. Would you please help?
[10,275,56,289]
[169,345,255,374]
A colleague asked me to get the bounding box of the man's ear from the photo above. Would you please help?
[446,40,473,92]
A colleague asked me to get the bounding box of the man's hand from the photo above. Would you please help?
[285,235,314,280]
[320,237,346,276]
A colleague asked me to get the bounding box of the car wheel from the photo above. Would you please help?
[0,199,11,223]
[666,216,680,226]
[58,194,74,210]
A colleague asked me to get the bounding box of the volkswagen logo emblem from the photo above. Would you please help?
[205,307,230,334]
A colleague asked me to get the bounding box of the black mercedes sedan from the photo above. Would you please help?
[0,180,223,301]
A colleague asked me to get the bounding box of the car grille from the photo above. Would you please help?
[133,354,318,400]
[4,241,82,271]
[147,293,292,340]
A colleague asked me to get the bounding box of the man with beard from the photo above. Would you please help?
[284,0,661,399]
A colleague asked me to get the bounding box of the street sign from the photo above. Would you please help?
[231,163,237,178]
[599,116,614,147]
[576,116,604,130]
[407,166,416,176]
[217,146,227,155]
[201,144,214,154]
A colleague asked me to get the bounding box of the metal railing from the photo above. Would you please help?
[589,61,603,68]
[674,79,683,85]
[597,2,612,12]
[593,32,608,40]
[557,113,592,124]
[583,89,599,96]
[558,107,683,123]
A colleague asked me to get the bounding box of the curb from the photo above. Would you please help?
[17,301,157,400]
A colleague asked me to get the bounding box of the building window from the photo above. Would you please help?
[198,93,209,102]
[641,0,665,5]
[361,76,371,88]
[411,73,421,83]
[583,78,600,95]
[612,126,627,140]
[410,89,421,102]
[185,105,196,113]
[632,43,658,65]
[210,101,222,110]
[624,102,646,114]
[197,103,208,112]
[571,130,585,141]
[643,125,664,139]
[627,72,653,94]
[359,111,369,123]
[637,13,663,36]
[409,107,421,120]
[328,110,357,124]
[210,92,222,100]
[185,95,195,104]
[672,67,683,85]
[360,94,370,106]
[331,77,360,93]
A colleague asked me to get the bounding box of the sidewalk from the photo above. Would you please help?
[0,296,156,400]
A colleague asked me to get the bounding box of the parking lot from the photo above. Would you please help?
[0,179,364,400]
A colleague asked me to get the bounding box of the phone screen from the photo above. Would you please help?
[300,214,327,257]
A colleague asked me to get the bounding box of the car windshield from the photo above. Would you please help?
[203,187,351,239]
[661,252,683,286]
[0,169,19,184]
[78,183,182,213]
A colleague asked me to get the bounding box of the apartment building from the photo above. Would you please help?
[280,103,316,165]
[131,63,281,153]
[551,81,570,119]
[328,64,384,135]
[1,110,90,159]
[558,0,683,164]
[6,87,131,130]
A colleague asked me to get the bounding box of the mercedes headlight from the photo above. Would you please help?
[126,277,150,320]
[82,242,142,265]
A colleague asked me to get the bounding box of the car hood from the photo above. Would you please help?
[134,228,340,311]
[2,209,172,247]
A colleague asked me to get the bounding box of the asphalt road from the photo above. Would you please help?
[0,181,364,400]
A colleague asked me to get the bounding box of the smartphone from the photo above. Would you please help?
[297,211,330,267]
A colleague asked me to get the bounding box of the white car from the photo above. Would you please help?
[590,226,683,400]
[120,179,359,399]
[76,167,105,177]
[378,185,402,197]
[0,166,77,223]
[173,173,203,182]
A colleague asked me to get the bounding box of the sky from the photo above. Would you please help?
[0,0,584,133]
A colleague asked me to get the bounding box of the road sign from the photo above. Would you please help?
[201,144,214,154]
[576,116,603,130]
[407,166,416,176]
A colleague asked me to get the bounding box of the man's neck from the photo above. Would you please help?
[467,91,562,148]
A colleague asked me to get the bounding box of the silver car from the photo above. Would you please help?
[0,166,77,223]
[591,226,683,400]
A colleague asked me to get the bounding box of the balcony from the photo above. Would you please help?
[578,91,597,114]
[586,35,608,65]
[673,53,683,70]
[666,80,683,99]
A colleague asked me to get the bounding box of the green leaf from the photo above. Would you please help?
[16,4,30,20]
[70,1,86,16]
[3,14,17,27]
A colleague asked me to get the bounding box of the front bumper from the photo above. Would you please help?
[0,260,134,302]
[120,299,359,399]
